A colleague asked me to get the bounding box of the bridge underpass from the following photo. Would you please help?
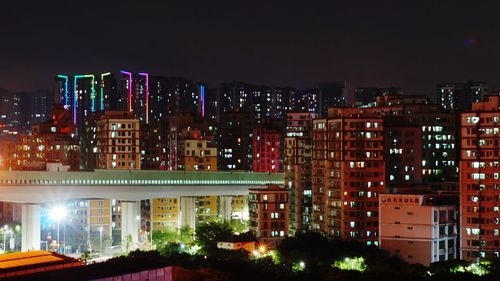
[0,170,284,252]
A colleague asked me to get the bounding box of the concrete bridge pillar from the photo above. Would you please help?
[21,204,41,251]
[219,196,233,221]
[121,201,140,251]
[180,197,196,230]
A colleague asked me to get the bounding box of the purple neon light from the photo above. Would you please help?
[120,71,133,112]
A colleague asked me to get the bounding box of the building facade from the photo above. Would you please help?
[252,128,281,173]
[460,95,500,261]
[96,111,140,170]
[312,107,384,245]
[249,185,288,248]
[379,194,458,266]
[285,112,316,235]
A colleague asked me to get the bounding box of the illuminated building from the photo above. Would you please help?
[219,110,253,170]
[379,194,458,266]
[249,184,288,248]
[252,127,281,173]
[367,94,458,191]
[149,76,201,122]
[437,81,488,112]
[195,196,218,225]
[460,95,500,260]
[151,198,179,230]
[383,118,423,192]
[219,81,291,124]
[205,88,219,121]
[312,107,384,245]
[1,104,79,171]
[0,91,22,135]
[318,82,347,117]
[140,125,161,170]
[285,112,317,235]
[88,199,112,247]
[289,88,319,113]
[231,195,248,220]
[177,128,217,171]
[95,111,140,170]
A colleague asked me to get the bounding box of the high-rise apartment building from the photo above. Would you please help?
[289,89,319,113]
[312,107,384,245]
[460,95,500,261]
[437,81,488,112]
[219,81,291,124]
[249,184,288,248]
[0,90,22,135]
[252,128,281,173]
[318,82,347,117]
[140,125,161,170]
[96,111,140,170]
[368,95,458,191]
[285,112,317,235]
[218,110,253,171]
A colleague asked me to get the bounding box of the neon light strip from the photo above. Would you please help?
[100,72,111,111]
[57,75,69,106]
[120,71,133,112]
[138,72,149,124]
[73,74,95,124]
[200,84,205,118]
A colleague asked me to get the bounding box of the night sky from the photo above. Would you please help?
[2,1,500,98]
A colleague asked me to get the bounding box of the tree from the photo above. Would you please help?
[195,220,232,254]
[230,219,248,233]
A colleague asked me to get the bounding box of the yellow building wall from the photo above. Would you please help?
[88,199,112,236]
[151,198,179,230]
[196,196,218,224]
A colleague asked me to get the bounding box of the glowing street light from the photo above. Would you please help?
[258,245,266,254]
[3,225,9,252]
[49,206,67,253]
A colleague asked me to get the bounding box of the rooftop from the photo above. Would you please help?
[0,251,82,278]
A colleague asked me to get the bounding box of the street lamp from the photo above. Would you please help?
[49,206,67,253]
[99,226,103,253]
[3,225,8,252]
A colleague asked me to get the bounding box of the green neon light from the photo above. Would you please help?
[73,74,96,124]
[100,72,111,111]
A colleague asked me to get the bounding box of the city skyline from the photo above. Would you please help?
[3,1,500,280]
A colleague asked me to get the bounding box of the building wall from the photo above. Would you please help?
[249,185,288,248]
[151,198,179,230]
[460,95,500,260]
[285,112,316,235]
[379,194,458,265]
[312,108,384,245]
[253,128,281,173]
[96,112,140,170]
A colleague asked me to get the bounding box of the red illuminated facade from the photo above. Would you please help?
[460,95,500,261]
[252,128,281,173]
[249,184,288,248]
[312,107,384,245]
